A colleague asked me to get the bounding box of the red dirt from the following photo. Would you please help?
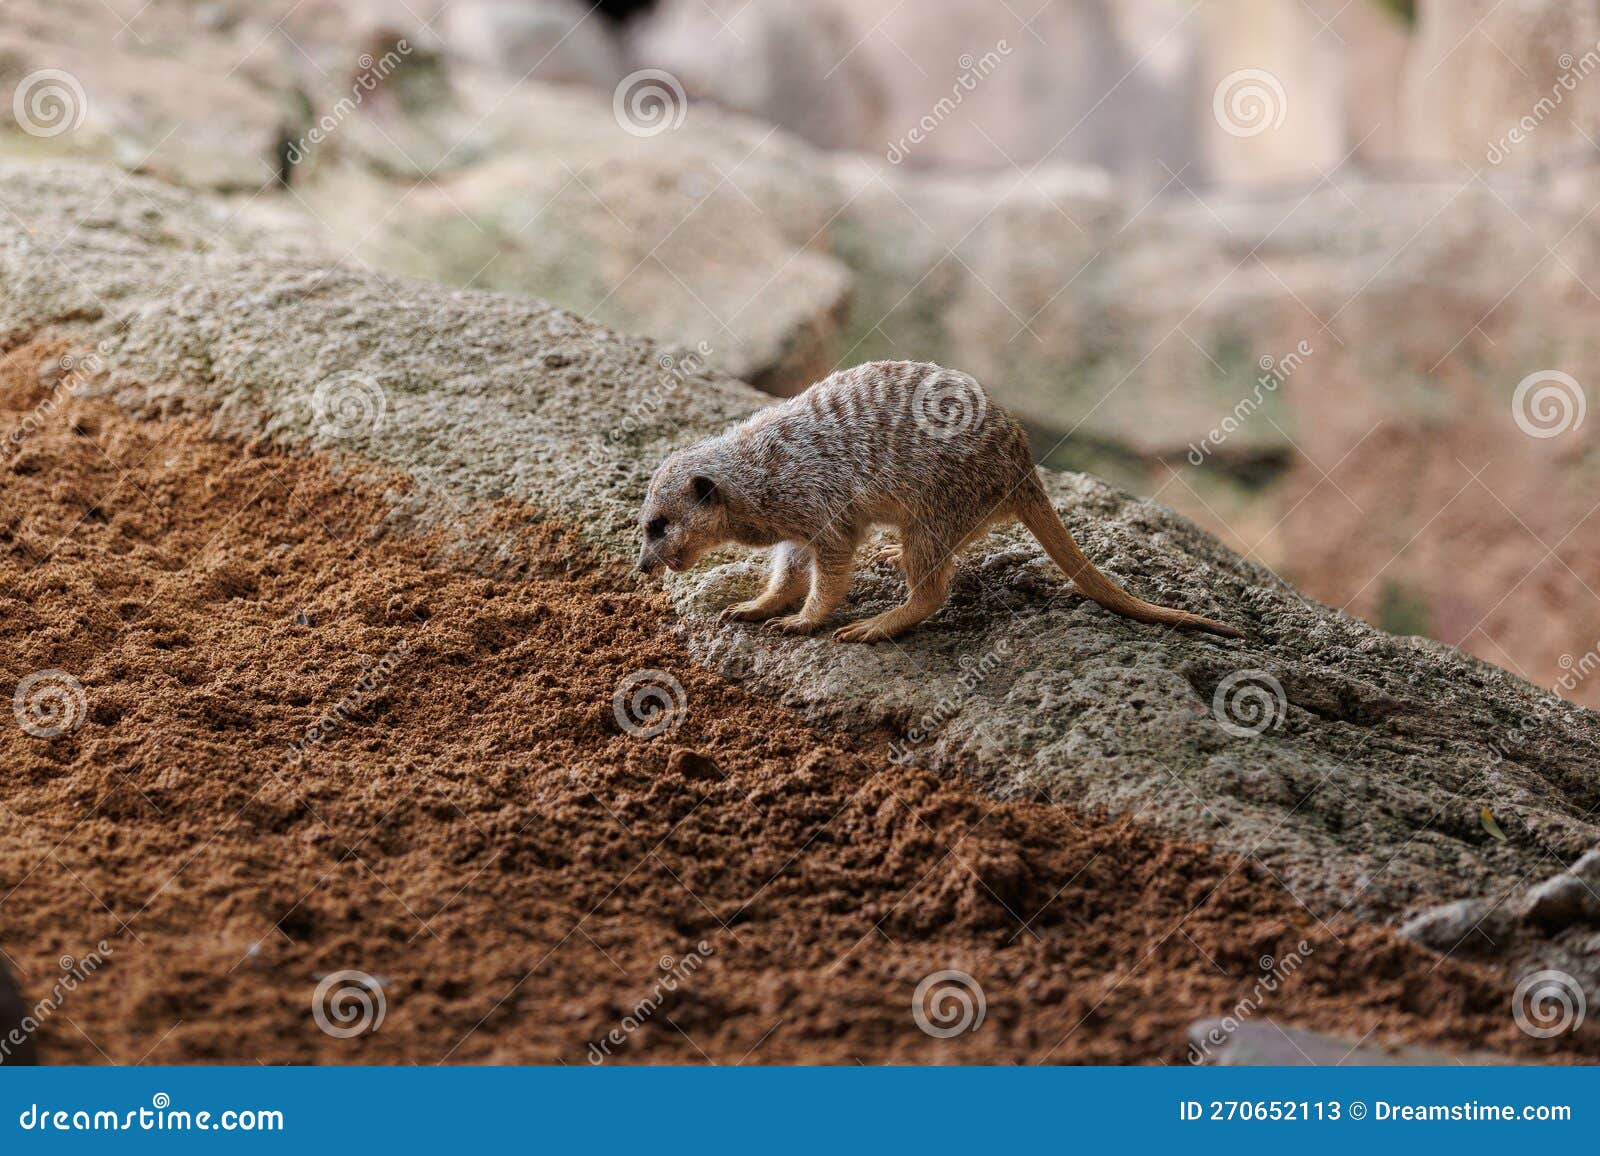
[1,336,1594,1065]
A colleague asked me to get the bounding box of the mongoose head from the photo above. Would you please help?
[635,448,729,575]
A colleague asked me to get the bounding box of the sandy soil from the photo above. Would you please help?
[1,337,1594,1065]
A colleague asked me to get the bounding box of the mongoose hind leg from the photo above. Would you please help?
[834,534,955,643]
[767,542,857,635]
[721,543,809,622]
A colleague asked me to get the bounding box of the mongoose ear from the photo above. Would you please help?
[691,474,719,504]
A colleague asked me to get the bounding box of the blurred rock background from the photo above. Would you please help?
[3,0,1598,704]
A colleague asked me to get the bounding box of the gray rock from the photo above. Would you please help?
[290,81,854,397]
[13,3,1600,477]
[1400,847,1600,1012]
[445,0,626,89]
[1525,863,1600,928]
[1397,898,1508,954]
[625,0,884,158]
[4,158,1600,926]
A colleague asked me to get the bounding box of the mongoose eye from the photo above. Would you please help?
[646,516,668,539]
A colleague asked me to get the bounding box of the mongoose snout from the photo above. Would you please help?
[636,360,1244,643]
[636,472,725,575]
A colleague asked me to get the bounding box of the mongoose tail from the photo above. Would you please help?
[1015,489,1244,640]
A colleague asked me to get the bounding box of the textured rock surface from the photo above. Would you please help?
[16,0,1589,452]
[0,0,302,191]
[292,82,853,397]
[1401,848,1600,1012]
[0,0,854,397]
[5,160,1599,928]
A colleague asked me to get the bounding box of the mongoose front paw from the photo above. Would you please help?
[833,618,894,643]
[719,600,777,623]
[765,613,821,635]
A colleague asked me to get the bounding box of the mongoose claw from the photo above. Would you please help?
[719,601,770,623]
[833,618,893,643]
[765,613,821,635]
[869,543,904,570]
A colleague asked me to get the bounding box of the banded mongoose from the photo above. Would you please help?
[635,360,1243,643]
